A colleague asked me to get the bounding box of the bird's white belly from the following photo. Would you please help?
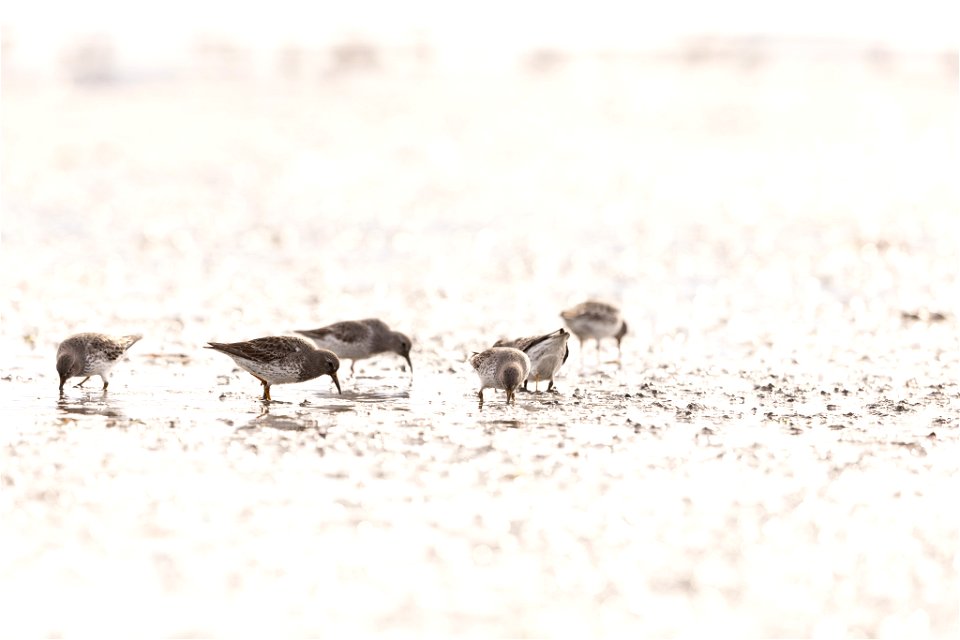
[567,317,619,339]
[310,338,373,360]
[476,364,502,390]
[81,357,116,377]
[236,358,301,384]
[528,354,560,382]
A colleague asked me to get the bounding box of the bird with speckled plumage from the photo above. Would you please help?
[494,328,570,392]
[561,301,627,362]
[206,336,341,402]
[56,332,142,392]
[469,347,531,407]
[296,318,412,377]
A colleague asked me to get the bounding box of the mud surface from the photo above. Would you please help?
[2,56,958,637]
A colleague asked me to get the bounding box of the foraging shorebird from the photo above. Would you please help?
[469,347,531,407]
[560,301,627,362]
[493,328,570,392]
[296,319,412,376]
[206,336,341,402]
[56,332,142,391]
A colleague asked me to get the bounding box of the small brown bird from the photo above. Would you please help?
[56,332,142,391]
[206,336,341,402]
[493,328,570,392]
[296,318,412,376]
[560,301,627,361]
[469,347,531,407]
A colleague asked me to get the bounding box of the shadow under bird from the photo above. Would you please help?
[206,336,341,402]
[493,328,570,392]
[470,346,531,406]
[56,332,142,391]
[296,319,412,376]
[560,300,628,361]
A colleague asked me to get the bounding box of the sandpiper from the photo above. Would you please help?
[206,336,341,401]
[56,332,142,391]
[469,347,531,406]
[493,328,570,392]
[296,319,412,376]
[560,301,627,361]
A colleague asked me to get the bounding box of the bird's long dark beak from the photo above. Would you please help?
[59,375,66,391]
[404,354,413,374]
[330,372,342,394]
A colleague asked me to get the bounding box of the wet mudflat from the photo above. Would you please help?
[2,54,958,637]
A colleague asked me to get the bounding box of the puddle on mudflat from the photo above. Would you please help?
[56,397,126,418]
[481,419,525,429]
[240,411,329,432]
[337,389,412,403]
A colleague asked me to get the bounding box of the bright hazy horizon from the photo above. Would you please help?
[3,0,957,78]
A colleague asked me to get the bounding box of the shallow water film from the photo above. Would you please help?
[2,50,959,637]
